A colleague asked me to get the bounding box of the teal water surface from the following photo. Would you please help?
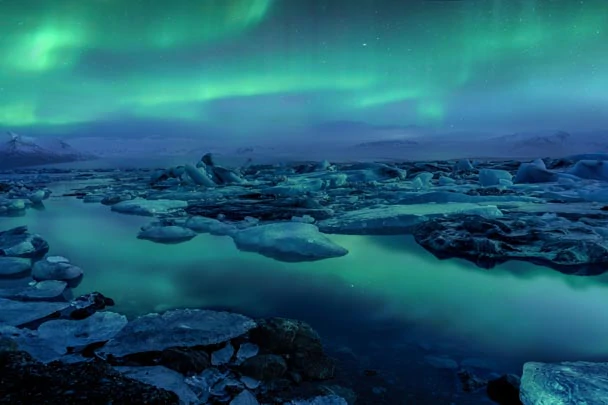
[3,183,608,370]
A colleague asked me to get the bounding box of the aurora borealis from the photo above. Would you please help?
[2,0,607,140]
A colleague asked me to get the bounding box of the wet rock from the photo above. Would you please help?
[457,369,488,392]
[240,354,288,380]
[67,292,116,320]
[0,325,64,363]
[230,389,260,405]
[520,361,608,405]
[249,317,335,380]
[250,317,324,354]
[0,351,180,404]
[0,257,31,277]
[36,311,127,355]
[32,256,83,286]
[0,298,69,327]
[160,347,210,375]
[0,336,18,353]
[101,309,256,358]
[115,365,198,404]
[0,226,49,259]
[232,222,348,262]
[487,374,522,405]
[184,367,229,403]
[293,352,336,380]
[0,280,70,302]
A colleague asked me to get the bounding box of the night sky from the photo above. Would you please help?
[1,0,607,141]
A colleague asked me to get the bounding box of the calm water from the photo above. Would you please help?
[4,182,608,378]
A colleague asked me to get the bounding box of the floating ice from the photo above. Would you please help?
[232,222,348,262]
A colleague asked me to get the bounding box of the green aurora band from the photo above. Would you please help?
[1,0,607,135]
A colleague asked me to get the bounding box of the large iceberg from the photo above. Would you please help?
[232,222,348,262]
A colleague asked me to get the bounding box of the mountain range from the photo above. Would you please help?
[0,132,96,169]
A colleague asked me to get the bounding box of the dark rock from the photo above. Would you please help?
[249,317,335,381]
[465,187,516,196]
[0,337,18,353]
[457,369,488,392]
[318,385,357,405]
[186,198,333,221]
[240,354,288,380]
[0,351,179,404]
[101,194,132,205]
[68,292,115,320]
[292,352,336,380]
[250,318,323,354]
[487,374,522,405]
[160,347,210,375]
[0,226,49,259]
[414,214,608,276]
[202,153,215,166]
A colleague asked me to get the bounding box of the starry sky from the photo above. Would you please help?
[1,0,607,141]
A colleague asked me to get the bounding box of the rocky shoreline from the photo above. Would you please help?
[3,154,608,404]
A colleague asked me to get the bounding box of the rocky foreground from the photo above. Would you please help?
[0,224,526,405]
[3,153,608,403]
[0,229,347,404]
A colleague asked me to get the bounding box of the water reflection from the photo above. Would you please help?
[3,191,608,368]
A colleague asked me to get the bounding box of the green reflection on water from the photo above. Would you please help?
[3,192,608,361]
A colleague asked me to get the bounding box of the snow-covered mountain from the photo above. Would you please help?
[0,132,96,169]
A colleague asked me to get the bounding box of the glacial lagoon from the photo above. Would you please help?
[4,182,608,373]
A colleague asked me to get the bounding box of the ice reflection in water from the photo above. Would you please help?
[3,189,608,370]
